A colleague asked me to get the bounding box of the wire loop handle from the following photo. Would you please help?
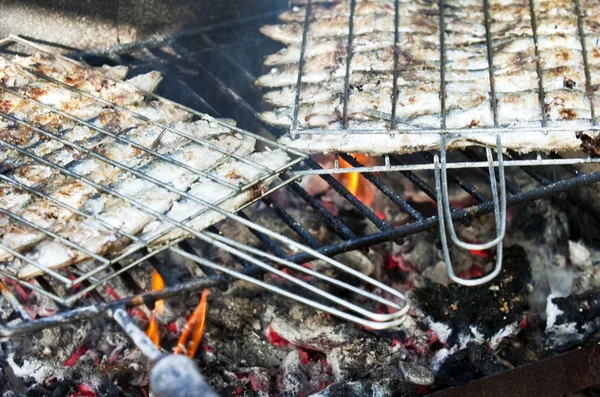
[434,134,506,286]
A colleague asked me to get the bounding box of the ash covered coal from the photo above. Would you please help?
[196,282,417,396]
[433,342,509,388]
[409,246,533,349]
[3,318,148,396]
[546,291,600,350]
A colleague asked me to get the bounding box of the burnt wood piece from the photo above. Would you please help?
[429,344,600,397]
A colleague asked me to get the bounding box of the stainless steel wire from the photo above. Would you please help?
[277,0,600,288]
[0,36,410,329]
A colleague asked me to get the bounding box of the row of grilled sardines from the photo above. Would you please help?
[0,54,289,279]
[256,0,600,154]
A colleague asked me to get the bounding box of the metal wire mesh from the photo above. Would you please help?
[0,35,306,304]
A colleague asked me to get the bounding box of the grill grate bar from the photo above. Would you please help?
[304,158,393,232]
[237,211,289,259]
[389,155,441,202]
[507,150,554,186]
[285,180,358,240]
[262,197,322,248]
[461,148,522,195]
[341,0,357,130]
[338,153,424,221]
[548,153,583,177]
[178,239,221,279]
[574,0,597,125]
[420,152,490,204]
[438,0,447,129]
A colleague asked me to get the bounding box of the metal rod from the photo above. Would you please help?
[390,0,401,129]
[341,0,357,130]
[574,0,597,125]
[528,0,548,127]
[291,0,313,136]
[483,0,498,128]
[438,0,447,129]
[111,307,162,360]
[304,157,392,232]
[293,156,600,176]
[339,153,425,221]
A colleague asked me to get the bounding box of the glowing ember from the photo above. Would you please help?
[146,270,165,347]
[175,289,209,358]
[338,154,377,207]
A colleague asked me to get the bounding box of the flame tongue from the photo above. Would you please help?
[175,289,210,358]
[338,154,376,207]
[146,270,165,347]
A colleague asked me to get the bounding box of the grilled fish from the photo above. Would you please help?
[0,53,290,279]
[259,0,598,154]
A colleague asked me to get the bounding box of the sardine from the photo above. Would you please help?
[0,54,288,278]
[15,148,290,279]
[258,0,598,154]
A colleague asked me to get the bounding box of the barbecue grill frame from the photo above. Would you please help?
[1,0,600,334]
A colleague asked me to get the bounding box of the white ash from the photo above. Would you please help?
[309,377,412,397]
[398,361,435,386]
[280,350,307,395]
[6,320,147,390]
[469,322,520,351]
[268,315,352,351]
[328,338,402,382]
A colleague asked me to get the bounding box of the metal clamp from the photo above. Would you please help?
[434,134,507,286]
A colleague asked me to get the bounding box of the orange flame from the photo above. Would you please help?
[175,289,209,358]
[338,154,376,207]
[146,270,165,347]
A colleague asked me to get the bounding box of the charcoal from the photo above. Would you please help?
[497,343,532,368]
[310,376,415,397]
[433,348,476,387]
[466,342,508,377]
[546,291,600,350]
[409,245,533,348]
[49,381,71,397]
